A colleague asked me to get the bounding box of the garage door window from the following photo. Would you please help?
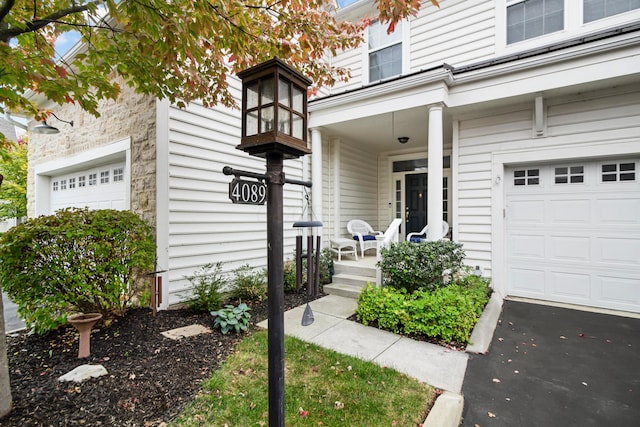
[602,162,636,182]
[100,171,109,184]
[514,168,540,186]
[60,179,67,190]
[554,166,584,184]
[89,173,97,186]
[113,167,124,182]
[78,176,86,187]
[69,178,76,189]
[53,181,59,191]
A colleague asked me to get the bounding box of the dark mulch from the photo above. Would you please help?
[2,292,317,427]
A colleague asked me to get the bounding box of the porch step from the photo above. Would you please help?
[324,260,377,300]
[331,273,376,287]
[323,282,367,299]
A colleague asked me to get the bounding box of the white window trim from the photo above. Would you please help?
[362,19,410,86]
[496,0,640,55]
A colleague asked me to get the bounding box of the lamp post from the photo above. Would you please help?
[236,58,312,427]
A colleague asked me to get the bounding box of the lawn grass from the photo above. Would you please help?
[171,330,435,426]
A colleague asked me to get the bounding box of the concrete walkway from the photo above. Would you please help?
[257,294,469,393]
[2,291,25,333]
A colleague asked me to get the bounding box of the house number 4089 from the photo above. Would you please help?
[229,179,267,205]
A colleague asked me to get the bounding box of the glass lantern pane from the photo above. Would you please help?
[246,110,258,136]
[261,78,274,104]
[279,78,290,107]
[292,114,303,139]
[246,82,259,109]
[261,106,274,132]
[278,107,290,134]
[293,86,304,113]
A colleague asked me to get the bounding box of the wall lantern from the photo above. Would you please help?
[237,57,312,159]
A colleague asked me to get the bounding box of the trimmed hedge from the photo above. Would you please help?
[356,275,490,344]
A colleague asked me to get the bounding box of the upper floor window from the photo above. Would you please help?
[584,0,640,23]
[507,0,564,44]
[368,20,403,82]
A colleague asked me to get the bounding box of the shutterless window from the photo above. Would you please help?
[369,20,403,82]
[584,0,640,23]
[555,166,584,184]
[69,177,76,189]
[514,169,540,186]
[78,176,86,187]
[100,171,109,184]
[60,179,67,190]
[507,0,564,44]
[113,167,124,182]
[52,181,59,191]
[89,173,97,186]
[602,162,636,182]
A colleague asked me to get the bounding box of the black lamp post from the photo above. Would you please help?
[236,58,312,427]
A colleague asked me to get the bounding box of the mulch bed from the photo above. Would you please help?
[2,292,316,427]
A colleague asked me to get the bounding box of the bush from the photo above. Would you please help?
[356,275,491,344]
[318,248,334,285]
[283,259,298,294]
[0,208,155,334]
[377,240,465,292]
[185,262,226,313]
[211,303,251,334]
[232,264,267,302]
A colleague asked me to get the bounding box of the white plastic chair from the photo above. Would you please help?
[406,220,450,242]
[347,219,383,258]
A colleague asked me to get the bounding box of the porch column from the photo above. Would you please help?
[427,104,444,241]
[310,128,323,223]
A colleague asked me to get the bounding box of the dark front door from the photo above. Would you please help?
[405,173,427,235]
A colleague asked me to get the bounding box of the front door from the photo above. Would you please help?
[405,173,427,235]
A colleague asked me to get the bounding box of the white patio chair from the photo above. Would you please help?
[347,219,383,258]
[406,220,450,242]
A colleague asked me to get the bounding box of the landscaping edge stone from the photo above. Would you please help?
[423,391,464,427]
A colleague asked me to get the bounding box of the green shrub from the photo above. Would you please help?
[283,259,298,294]
[356,276,491,344]
[0,208,155,334]
[185,262,226,313]
[211,303,251,334]
[377,240,465,292]
[232,264,267,302]
[318,248,334,285]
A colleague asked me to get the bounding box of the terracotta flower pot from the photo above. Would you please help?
[68,313,103,358]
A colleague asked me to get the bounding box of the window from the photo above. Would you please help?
[507,0,564,44]
[514,169,540,186]
[443,177,449,223]
[78,176,86,187]
[368,20,403,82]
[60,179,67,190]
[602,162,636,182]
[555,166,585,184]
[113,167,124,182]
[584,0,640,23]
[100,171,109,184]
[69,177,76,189]
[53,181,59,191]
[89,173,97,186]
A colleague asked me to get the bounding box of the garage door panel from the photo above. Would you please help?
[598,237,640,264]
[595,198,640,224]
[549,235,591,261]
[506,159,640,313]
[549,271,591,301]
[549,199,590,224]
[510,234,545,259]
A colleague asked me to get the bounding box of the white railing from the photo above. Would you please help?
[375,218,402,286]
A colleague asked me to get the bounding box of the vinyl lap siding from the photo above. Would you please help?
[411,0,495,71]
[339,141,379,232]
[166,85,305,304]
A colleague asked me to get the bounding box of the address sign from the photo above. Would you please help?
[229,178,267,205]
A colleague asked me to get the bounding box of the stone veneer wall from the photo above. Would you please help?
[27,76,158,227]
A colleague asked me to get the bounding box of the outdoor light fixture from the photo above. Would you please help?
[398,136,410,144]
[32,112,74,135]
[237,57,311,159]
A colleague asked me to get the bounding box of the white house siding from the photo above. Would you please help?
[164,86,306,304]
[410,0,495,71]
[457,84,640,295]
[321,138,336,241]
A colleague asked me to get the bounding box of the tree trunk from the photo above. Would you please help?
[0,293,13,418]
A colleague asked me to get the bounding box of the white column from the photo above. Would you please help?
[427,104,444,241]
[310,128,323,224]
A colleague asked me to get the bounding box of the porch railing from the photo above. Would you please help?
[375,218,402,286]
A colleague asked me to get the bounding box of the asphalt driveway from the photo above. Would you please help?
[461,300,640,427]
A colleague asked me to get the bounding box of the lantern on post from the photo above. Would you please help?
[235,58,312,427]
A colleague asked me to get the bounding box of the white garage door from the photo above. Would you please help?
[506,158,640,313]
[49,162,127,213]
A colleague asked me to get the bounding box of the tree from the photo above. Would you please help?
[0,173,11,419]
[0,137,27,221]
[0,0,439,418]
[0,0,437,144]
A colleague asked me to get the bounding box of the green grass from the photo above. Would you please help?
[170,330,435,426]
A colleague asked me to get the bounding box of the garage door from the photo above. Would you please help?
[49,162,127,213]
[506,158,640,313]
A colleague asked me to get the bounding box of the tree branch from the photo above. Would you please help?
[0,0,16,26]
[0,2,91,43]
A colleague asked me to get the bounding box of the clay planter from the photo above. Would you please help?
[68,313,103,358]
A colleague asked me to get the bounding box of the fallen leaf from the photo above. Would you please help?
[582,382,588,387]
[129,373,136,380]
[334,401,344,410]
[492,378,501,383]
[560,336,567,340]
[514,370,520,374]
[299,407,309,417]
[488,411,497,418]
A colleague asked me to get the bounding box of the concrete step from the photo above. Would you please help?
[323,282,366,299]
[331,273,376,288]
[333,262,377,278]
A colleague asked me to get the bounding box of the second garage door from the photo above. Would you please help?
[505,158,640,313]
